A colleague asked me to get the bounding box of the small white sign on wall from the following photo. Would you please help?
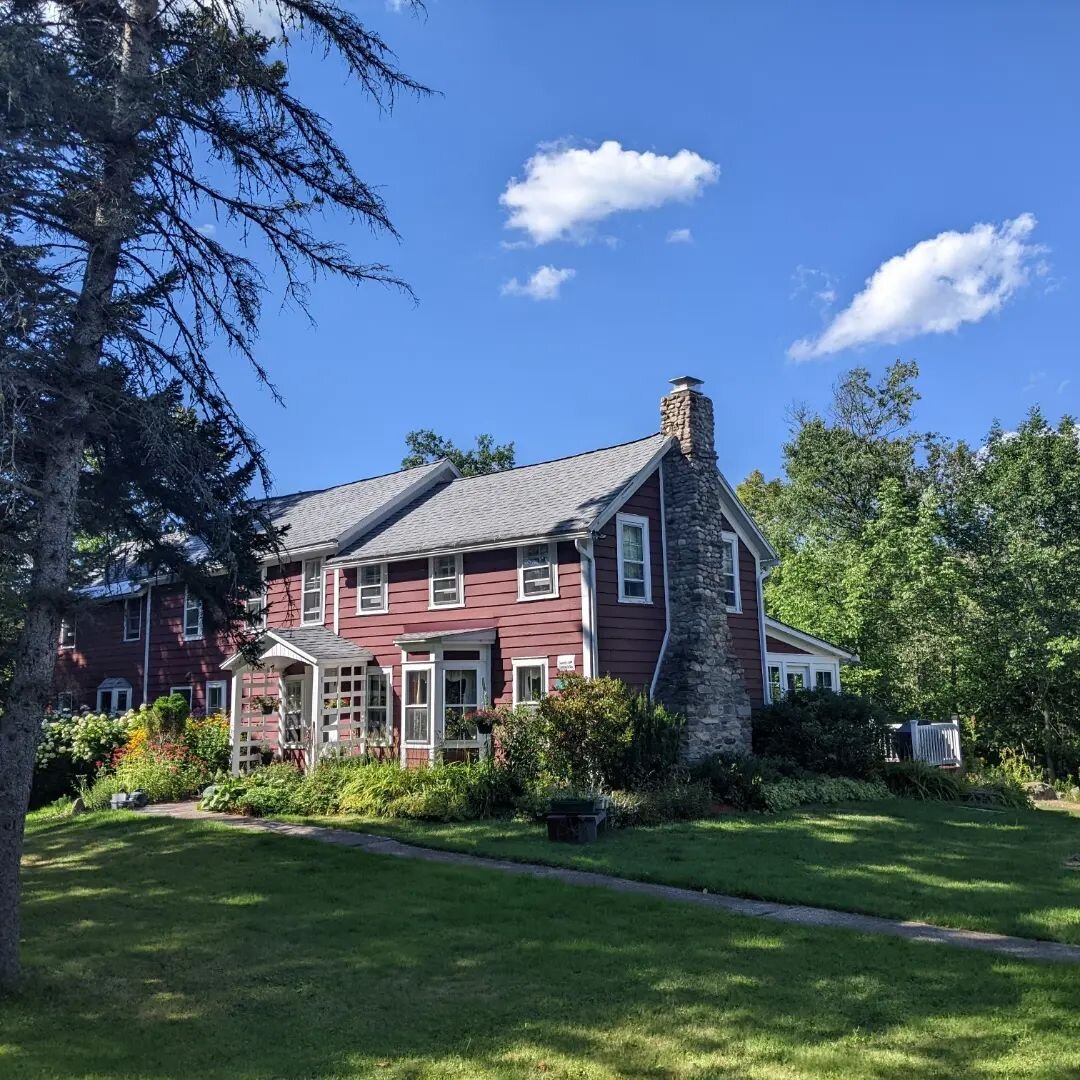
[557,654,576,672]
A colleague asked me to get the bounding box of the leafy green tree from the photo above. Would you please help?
[402,430,515,476]
[953,412,1080,777]
[0,0,427,990]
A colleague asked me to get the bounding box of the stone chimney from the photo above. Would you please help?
[655,376,752,759]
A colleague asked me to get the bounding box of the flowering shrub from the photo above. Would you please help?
[82,736,213,809]
[184,713,231,773]
[71,712,135,765]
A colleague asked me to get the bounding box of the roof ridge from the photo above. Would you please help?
[443,432,664,485]
[263,458,443,505]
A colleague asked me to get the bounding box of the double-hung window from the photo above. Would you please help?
[518,543,557,600]
[512,659,548,710]
[206,679,227,715]
[721,531,741,613]
[123,597,141,642]
[97,679,132,714]
[429,553,463,608]
[358,563,388,614]
[616,513,651,604]
[59,618,76,650]
[302,558,324,624]
[183,588,203,640]
[404,668,431,744]
[244,571,267,629]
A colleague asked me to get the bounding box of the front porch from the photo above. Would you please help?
[222,625,497,773]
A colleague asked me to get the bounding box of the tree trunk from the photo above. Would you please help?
[0,0,157,992]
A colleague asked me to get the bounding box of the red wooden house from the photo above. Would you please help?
[54,377,854,769]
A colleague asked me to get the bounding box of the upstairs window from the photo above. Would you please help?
[245,572,267,630]
[170,685,194,709]
[721,532,741,613]
[123,597,142,642]
[429,553,463,608]
[183,588,203,640]
[518,543,558,600]
[616,513,651,604]
[302,558,324,624]
[59,618,76,650]
[358,563,388,614]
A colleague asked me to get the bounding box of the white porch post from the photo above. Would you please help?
[229,667,244,776]
[310,663,322,768]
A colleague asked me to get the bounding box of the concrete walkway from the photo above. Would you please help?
[140,801,1080,965]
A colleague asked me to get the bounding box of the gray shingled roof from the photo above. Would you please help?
[267,627,372,663]
[262,460,447,554]
[331,433,670,563]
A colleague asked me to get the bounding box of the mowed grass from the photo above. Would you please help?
[3,815,1079,1080]
[283,798,1080,944]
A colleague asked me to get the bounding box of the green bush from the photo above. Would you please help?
[609,780,712,827]
[146,693,191,740]
[616,692,685,789]
[230,762,304,816]
[31,710,136,809]
[81,738,211,809]
[962,773,1032,809]
[758,776,892,813]
[690,754,806,810]
[183,713,231,773]
[71,712,134,765]
[752,689,895,779]
[883,760,964,801]
[492,705,546,794]
[200,776,247,812]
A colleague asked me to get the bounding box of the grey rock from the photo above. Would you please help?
[67,796,86,816]
[1024,782,1058,801]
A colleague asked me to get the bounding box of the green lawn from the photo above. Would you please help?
[282,798,1080,944]
[3,815,1078,1079]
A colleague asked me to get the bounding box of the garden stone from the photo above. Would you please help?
[67,797,86,816]
[128,790,149,808]
[201,784,217,802]
[1024,782,1058,801]
[110,793,130,810]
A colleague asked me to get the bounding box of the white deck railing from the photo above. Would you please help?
[886,721,963,768]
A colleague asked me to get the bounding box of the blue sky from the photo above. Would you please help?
[213,0,1080,496]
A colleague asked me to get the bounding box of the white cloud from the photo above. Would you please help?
[666,228,693,244]
[500,140,719,244]
[500,266,576,301]
[789,214,1045,361]
[196,222,217,237]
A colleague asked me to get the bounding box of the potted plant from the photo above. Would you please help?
[548,788,605,815]
[469,708,500,736]
[252,695,277,716]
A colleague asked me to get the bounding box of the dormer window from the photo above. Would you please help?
[302,558,324,624]
[429,553,463,608]
[518,543,558,600]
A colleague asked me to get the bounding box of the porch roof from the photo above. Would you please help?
[395,626,497,647]
[222,627,373,671]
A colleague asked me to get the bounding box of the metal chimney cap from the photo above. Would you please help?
[669,375,704,393]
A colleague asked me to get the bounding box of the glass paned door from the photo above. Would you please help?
[785,665,810,692]
[282,677,304,746]
[443,668,479,744]
[404,668,431,744]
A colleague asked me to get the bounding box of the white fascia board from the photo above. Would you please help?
[587,438,674,534]
[715,469,780,565]
[764,617,859,662]
[329,530,590,569]
[333,460,459,555]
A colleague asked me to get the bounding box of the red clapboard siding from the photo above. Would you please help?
[53,595,148,708]
[146,585,232,712]
[721,514,765,707]
[765,636,811,655]
[334,542,584,712]
[595,471,666,691]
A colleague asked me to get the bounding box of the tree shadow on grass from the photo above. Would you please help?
[7,815,1080,1080]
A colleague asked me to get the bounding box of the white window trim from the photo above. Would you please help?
[59,618,76,650]
[402,663,435,750]
[205,679,228,716]
[428,553,465,609]
[301,558,325,626]
[439,661,486,750]
[616,512,652,605]
[765,656,842,703]
[722,530,742,614]
[364,666,393,745]
[517,542,559,601]
[356,562,389,616]
[123,597,142,642]
[245,568,267,630]
[511,657,549,709]
[96,680,133,714]
[57,691,74,713]
[170,685,194,709]
[183,588,203,641]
